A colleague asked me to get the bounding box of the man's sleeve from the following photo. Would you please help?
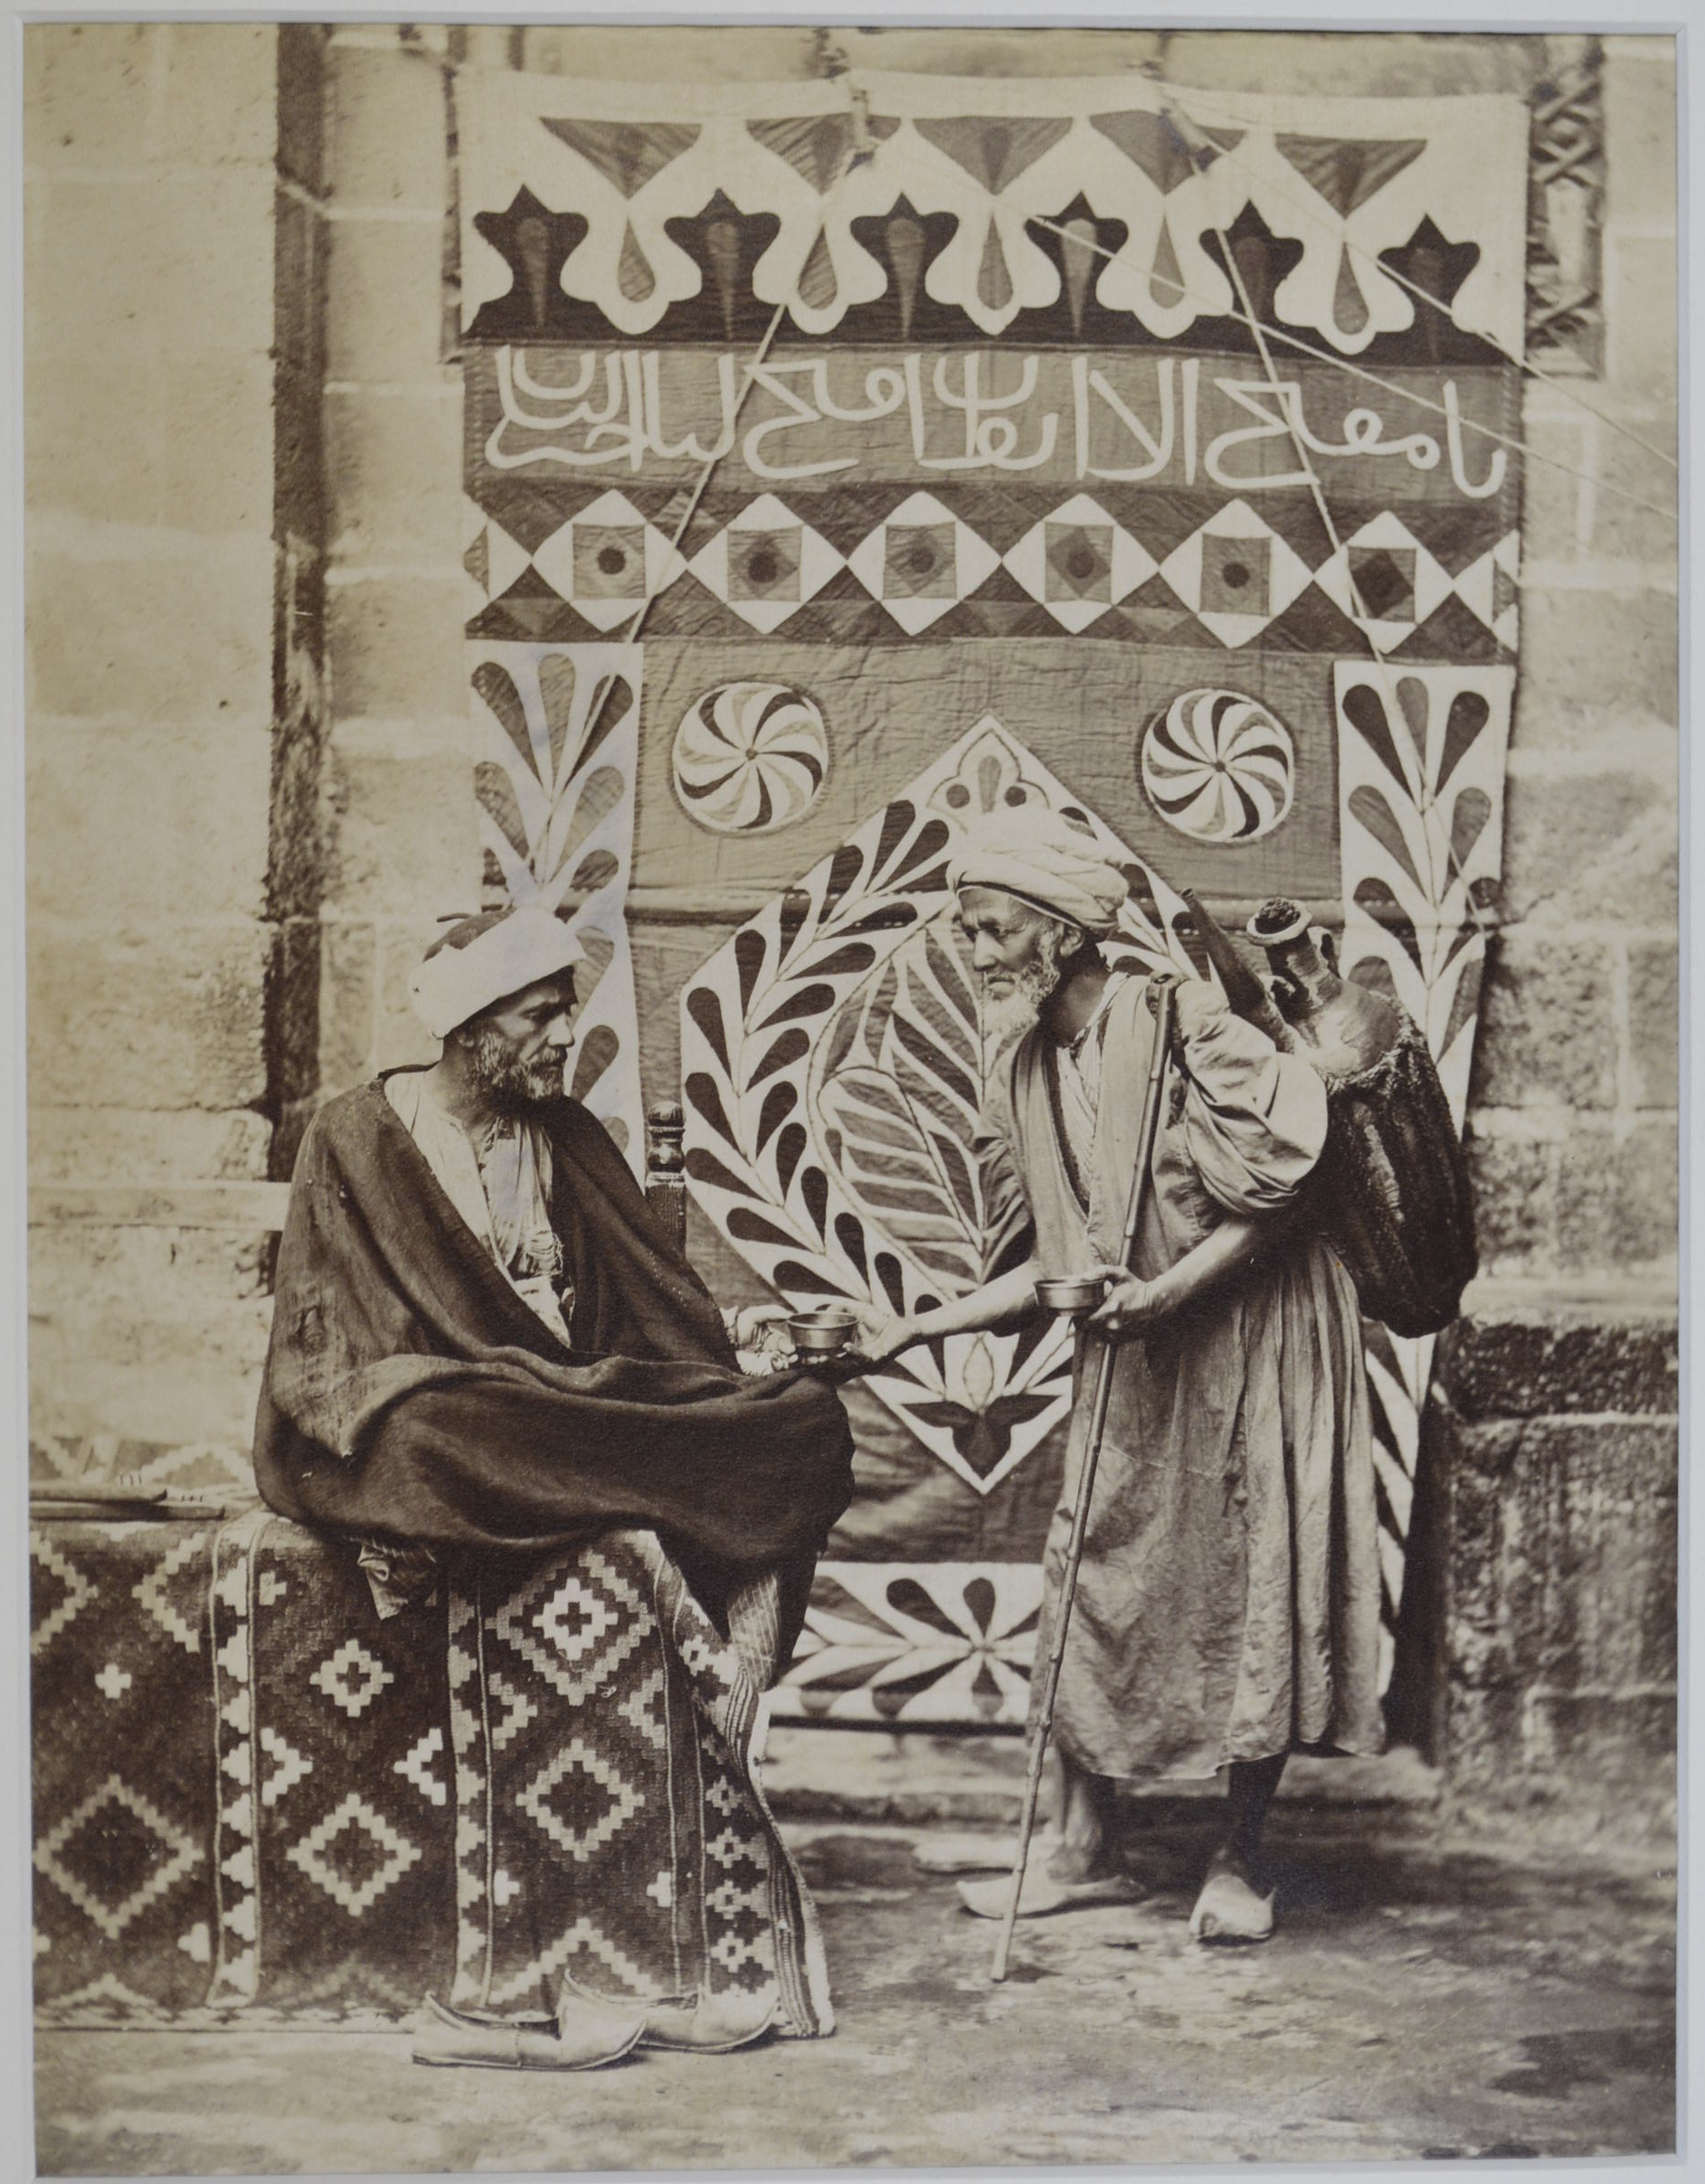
[971,1048,1037,1275]
[1171,986,1329,1217]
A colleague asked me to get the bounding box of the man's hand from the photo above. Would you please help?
[729,1304,796,1361]
[845,1305,918,1365]
[1084,1266,1173,1339]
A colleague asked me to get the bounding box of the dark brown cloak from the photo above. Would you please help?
[252,1082,855,1592]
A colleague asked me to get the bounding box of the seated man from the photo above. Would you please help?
[857,808,1384,1941]
[254,903,855,2066]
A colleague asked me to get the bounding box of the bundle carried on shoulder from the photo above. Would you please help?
[1184,892,1476,1339]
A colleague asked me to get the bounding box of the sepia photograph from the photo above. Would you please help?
[15,10,1682,2175]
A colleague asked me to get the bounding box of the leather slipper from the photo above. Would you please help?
[914,1830,1054,1875]
[412,1992,645,2070]
[640,1990,777,2053]
[957,1868,1142,1920]
[1188,1867,1276,1944]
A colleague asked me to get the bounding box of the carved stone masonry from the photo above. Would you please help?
[1526,40,1606,377]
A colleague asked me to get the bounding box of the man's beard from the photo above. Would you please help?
[981,925,1075,1039]
[468,1026,566,1109]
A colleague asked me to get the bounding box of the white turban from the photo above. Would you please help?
[947,807,1130,939]
[409,905,587,1040]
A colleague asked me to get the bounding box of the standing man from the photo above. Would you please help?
[857,808,1384,1942]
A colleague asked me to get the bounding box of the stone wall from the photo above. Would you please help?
[24,27,1678,1823]
[25,24,283,1447]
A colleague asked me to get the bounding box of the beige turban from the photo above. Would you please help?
[409,905,586,1039]
[947,807,1130,939]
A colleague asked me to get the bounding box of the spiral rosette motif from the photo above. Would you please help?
[1140,688,1296,845]
[672,683,830,836]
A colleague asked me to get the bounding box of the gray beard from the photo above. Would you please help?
[469,1026,565,1109]
[981,933,1072,1041]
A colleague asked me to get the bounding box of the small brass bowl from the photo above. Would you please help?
[1036,1275,1104,1316]
[787,1306,859,1356]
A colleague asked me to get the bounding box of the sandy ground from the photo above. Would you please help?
[33,1794,1676,2175]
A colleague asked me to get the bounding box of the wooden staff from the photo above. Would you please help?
[991,969,1179,1984]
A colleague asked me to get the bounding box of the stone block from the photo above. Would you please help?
[1461,1131,1556,1274]
[1581,430,1681,564]
[29,1218,277,1307]
[372,922,442,1074]
[27,1296,272,1447]
[1605,232,1679,396]
[1162,29,1532,95]
[318,917,375,1090]
[278,24,327,196]
[24,342,163,527]
[26,719,270,922]
[1625,940,1678,1107]
[1516,1417,1677,1688]
[28,170,275,363]
[1439,1408,1676,1716]
[26,539,273,726]
[1442,1307,1677,1420]
[321,737,480,915]
[151,23,278,168]
[27,1105,273,1186]
[1515,412,1587,563]
[1519,1689,1675,1782]
[325,387,460,563]
[1469,931,1617,1109]
[1517,584,1678,732]
[517,23,822,80]
[326,43,448,212]
[1604,44,1678,222]
[324,218,447,386]
[325,572,466,727]
[1555,1120,1677,1271]
[24,23,156,170]
[27,922,270,1110]
[1496,771,1664,922]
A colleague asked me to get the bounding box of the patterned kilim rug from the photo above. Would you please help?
[32,1512,830,2034]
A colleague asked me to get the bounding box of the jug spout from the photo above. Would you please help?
[1181,890,1294,1048]
[1246,898,1402,1077]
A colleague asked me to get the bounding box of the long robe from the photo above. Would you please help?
[984,979,1385,1778]
[253,1080,856,1647]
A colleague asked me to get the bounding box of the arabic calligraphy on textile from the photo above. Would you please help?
[475,346,1508,502]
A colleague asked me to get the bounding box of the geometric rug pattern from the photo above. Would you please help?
[33,1515,829,2032]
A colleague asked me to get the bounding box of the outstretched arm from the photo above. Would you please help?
[854,1258,1043,1363]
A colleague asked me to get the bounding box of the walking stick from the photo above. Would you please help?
[991,970,1179,1983]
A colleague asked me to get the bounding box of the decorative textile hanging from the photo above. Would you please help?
[457,66,1527,1725]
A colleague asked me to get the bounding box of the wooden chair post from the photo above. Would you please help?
[644,1101,687,1254]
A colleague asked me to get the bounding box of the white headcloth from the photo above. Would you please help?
[947,806,1130,940]
[409,905,586,1040]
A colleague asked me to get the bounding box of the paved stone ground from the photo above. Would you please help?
[34,1798,1676,2175]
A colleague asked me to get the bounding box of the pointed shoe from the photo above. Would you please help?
[640,1989,778,2053]
[412,1992,643,2071]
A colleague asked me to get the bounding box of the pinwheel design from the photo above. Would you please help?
[671,682,829,835]
[1139,687,1296,844]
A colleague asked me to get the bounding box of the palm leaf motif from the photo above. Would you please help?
[469,647,637,905]
[1332,661,1515,1696]
[816,912,1028,1291]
